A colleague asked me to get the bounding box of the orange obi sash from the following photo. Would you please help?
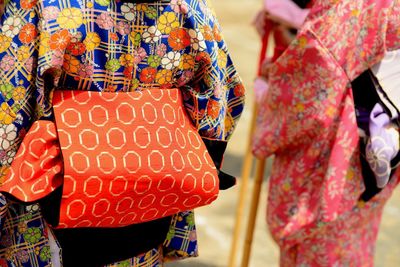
[1,89,219,228]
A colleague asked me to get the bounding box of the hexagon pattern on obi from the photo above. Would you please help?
[2,88,219,229]
[1,120,63,202]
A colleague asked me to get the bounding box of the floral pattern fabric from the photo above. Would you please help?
[0,0,245,265]
[0,203,58,267]
[253,0,400,265]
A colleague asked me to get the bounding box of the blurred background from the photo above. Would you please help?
[168,0,400,266]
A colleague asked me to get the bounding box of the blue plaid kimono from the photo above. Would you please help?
[0,0,244,265]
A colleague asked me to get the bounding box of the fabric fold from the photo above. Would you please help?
[1,120,63,202]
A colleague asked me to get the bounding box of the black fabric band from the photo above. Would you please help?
[53,216,171,267]
[201,138,237,190]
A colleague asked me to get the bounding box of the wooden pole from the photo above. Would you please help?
[228,14,271,267]
[227,104,258,267]
[240,158,266,267]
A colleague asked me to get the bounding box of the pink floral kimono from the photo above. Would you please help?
[253,0,400,266]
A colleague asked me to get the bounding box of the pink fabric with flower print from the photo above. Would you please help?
[252,0,400,249]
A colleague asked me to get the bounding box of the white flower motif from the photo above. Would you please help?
[366,136,395,188]
[142,26,162,43]
[1,148,16,165]
[0,124,17,150]
[188,29,206,51]
[26,204,40,212]
[161,51,181,70]
[121,3,136,21]
[2,16,23,38]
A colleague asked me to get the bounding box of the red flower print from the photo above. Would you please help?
[206,99,221,120]
[67,42,86,56]
[123,66,133,78]
[195,51,211,64]
[233,83,245,97]
[20,0,37,9]
[168,28,191,50]
[139,67,157,83]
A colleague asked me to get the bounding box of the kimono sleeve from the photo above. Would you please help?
[386,0,400,51]
[252,31,352,158]
[309,0,395,80]
[182,1,245,142]
[0,0,65,213]
[0,0,41,173]
[0,0,66,173]
[252,0,399,159]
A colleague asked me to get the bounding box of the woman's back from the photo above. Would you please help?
[29,0,244,140]
[0,0,245,266]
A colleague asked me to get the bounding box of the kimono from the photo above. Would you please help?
[252,0,312,102]
[0,0,245,266]
[253,0,400,266]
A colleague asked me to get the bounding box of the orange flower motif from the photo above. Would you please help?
[213,24,222,42]
[195,51,211,65]
[0,166,10,186]
[179,54,194,70]
[224,115,233,134]
[110,33,119,41]
[325,105,336,118]
[50,29,71,50]
[155,69,173,85]
[206,99,221,120]
[21,0,37,9]
[168,28,191,51]
[351,9,360,17]
[119,53,135,67]
[298,36,308,48]
[105,85,117,92]
[139,67,157,83]
[63,54,80,74]
[200,25,214,41]
[19,23,37,44]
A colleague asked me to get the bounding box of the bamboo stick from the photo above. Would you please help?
[227,103,258,267]
[240,159,266,267]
